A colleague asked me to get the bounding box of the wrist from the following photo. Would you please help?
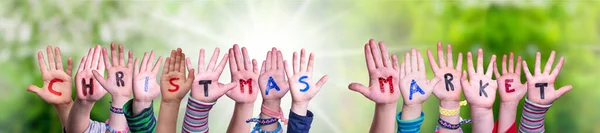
[133,100,153,115]
[291,101,309,116]
[401,104,422,120]
[500,101,519,108]
[470,107,493,117]
[54,100,74,109]
[439,100,460,109]
[111,97,129,107]
[262,99,281,109]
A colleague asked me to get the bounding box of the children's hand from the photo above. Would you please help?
[494,53,527,103]
[348,39,400,104]
[226,44,259,103]
[186,48,236,102]
[258,48,290,101]
[160,48,195,103]
[132,51,162,103]
[28,46,73,105]
[284,49,329,105]
[399,49,440,105]
[522,51,572,105]
[428,43,463,102]
[461,49,497,109]
[74,45,107,102]
[92,43,133,101]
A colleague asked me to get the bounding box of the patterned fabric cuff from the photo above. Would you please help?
[182,97,215,133]
[518,98,552,133]
[123,99,156,133]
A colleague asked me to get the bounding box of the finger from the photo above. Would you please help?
[477,49,484,74]
[260,61,266,75]
[119,44,125,66]
[379,42,391,67]
[508,52,515,73]
[229,48,238,71]
[134,58,140,76]
[102,48,112,69]
[485,55,496,77]
[460,70,470,93]
[163,57,171,74]
[307,52,314,72]
[92,70,107,88]
[544,51,556,74]
[186,69,195,83]
[348,83,369,95]
[411,49,418,72]
[186,58,193,72]
[141,52,149,72]
[265,51,272,70]
[417,50,425,72]
[219,82,238,96]
[300,49,307,72]
[392,54,399,71]
[427,50,440,73]
[436,42,447,68]
[152,56,163,74]
[315,75,329,89]
[456,53,463,71]
[207,48,220,71]
[446,44,454,68]
[293,51,299,74]
[66,57,73,76]
[493,62,501,79]
[242,47,252,71]
[405,52,411,73]
[551,56,565,78]
[77,56,86,73]
[252,59,259,74]
[502,54,508,74]
[555,85,573,98]
[233,45,244,70]
[284,60,293,80]
[91,45,101,69]
[535,52,541,75]
[199,49,206,72]
[180,53,186,73]
[522,61,533,80]
[467,52,475,76]
[400,62,405,78]
[428,77,441,90]
[85,48,93,69]
[174,49,181,72]
[110,43,118,67]
[148,51,155,72]
[215,53,229,76]
[127,51,133,69]
[97,54,105,71]
[271,48,277,69]
[55,47,64,70]
[27,85,42,94]
[369,39,383,68]
[47,46,56,70]
[37,51,48,73]
[278,51,285,71]
[516,56,522,76]
[364,44,376,71]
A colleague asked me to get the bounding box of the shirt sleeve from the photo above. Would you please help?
[182,97,215,133]
[123,99,157,133]
[286,110,314,133]
[518,98,552,133]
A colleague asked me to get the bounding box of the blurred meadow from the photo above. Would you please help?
[1,0,599,133]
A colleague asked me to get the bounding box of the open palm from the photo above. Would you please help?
[133,51,162,102]
[494,53,527,103]
[285,49,328,103]
[462,49,497,108]
[92,43,133,100]
[258,48,290,100]
[160,48,194,103]
[399,49,440,105]
[226,44,259,103]
[428,43,463,102]
[75,45,107,102]
[523,51,572,105]
[187,48,236,102]
[28,46,73,105]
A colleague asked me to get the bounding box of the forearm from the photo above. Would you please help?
[470,107,494,133]
[438,101,461,133]
[156,101,182,133]
[53,101,73,129]
[106,97,129,133]
[498,102,519,132]
[226,103,254,133]
[370,103,396,133]
[133,100,153,115]
[67,100,94,133]
[258,100,281,131]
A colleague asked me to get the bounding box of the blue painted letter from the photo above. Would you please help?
[409,80,425,100]
[299,76,309,92]
[265,76,280,95]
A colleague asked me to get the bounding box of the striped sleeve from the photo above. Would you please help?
[518,98,552,133]
[123,99,157,133]
[182,97,215,133]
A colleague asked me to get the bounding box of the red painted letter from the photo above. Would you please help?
[378,76,394,93]
[48,78,64,96]
[505,79,515,93]
[168,78,180,92]
[239,79,253,94]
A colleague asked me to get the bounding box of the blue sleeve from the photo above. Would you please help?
[286,110,314,133]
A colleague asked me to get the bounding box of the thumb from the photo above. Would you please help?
[219,82,238,96]
[27,85,42,94]
[92,70,107,90]
[348,83,369,95]
[460,70,471,93]
[315,75,329,90]
[555,85,573,98]
[428,77,441,90]
[186,69,195,83]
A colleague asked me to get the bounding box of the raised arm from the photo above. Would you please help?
[156,48,195,133]
[397,48,440,133]
[68,45,108,133]
[182,48,235,132]
[283,49,329,133]
[461,49,497,133]
[519,51,572,132]
[493,53,526,133]
[348,39,400,133]
[428,43,464,133]
[225,44,259,133]
[253,47,290,132]
[27,46,74,132]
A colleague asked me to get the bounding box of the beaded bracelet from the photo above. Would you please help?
[251,122,282,133]
[105,120,129,133]
[439,100,467,116]
[437,117,471,130]
[246,117,279,125]
[109,101,124,114]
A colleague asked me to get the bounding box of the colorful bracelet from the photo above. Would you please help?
[439,100,467,116]
[251,122,282,133]
[260,104,288,125]
[105,120,129,133]
[437,117,471,130]
[246,117,279,125]
[396,112,425,133]
[109,101,124,114]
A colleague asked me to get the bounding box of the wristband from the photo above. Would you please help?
[110,101,124,114]
[437,117,471,130]
[396,112,425,133]
[251,122,282,133]
[246,117,279,125]
[439,100,467,116]
[105,120,129,133]
[261,104,288,125]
